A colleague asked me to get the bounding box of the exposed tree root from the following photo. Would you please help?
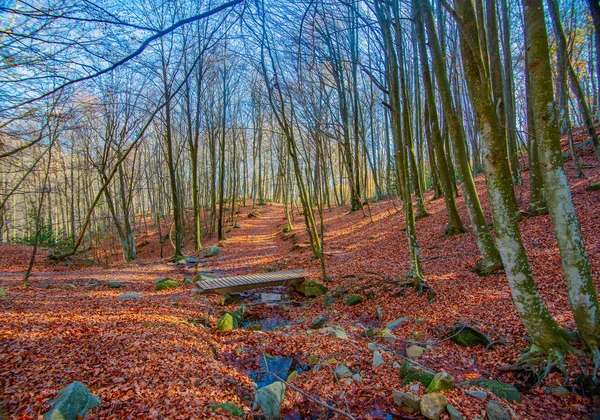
[396,280,436,300]
[473,259,504,276]
[444,224,467,236]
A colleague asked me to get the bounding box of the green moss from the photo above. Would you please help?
[211,402,243,418]
[462,378,521,402]
[107,282,122,289]
[217,313,236,331]
[345,294,363,306]
[155,279,179,291]
[401,371,435,387]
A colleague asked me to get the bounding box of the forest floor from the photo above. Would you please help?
[1,130,600,419]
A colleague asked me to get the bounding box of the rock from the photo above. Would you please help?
[334,327,348,339]
[295,280,328,297]
[465,389,488,400]
[465,390,488,400]
[393,391,421,413]
[153,277,173,284]
[43,381,100,420]
[183,276,193,285]
[221,294,241,305]
[486,400,510,420]
[217,313,238,331]
[155,279,179,291]
[399,360,420,377]
[544,386,569,395]
[462,378,521,402]
[587,182,600,191]
[345,294,363,306]
[324,295,335,307]
[352,373,362,383]
[307,354,319,365]
[447,404,464,420]
[376,307,383,320]
[310,315,328,329]
[61,284,77,290]
[373,350,385,367]
[420,393,448,420]
[234,223,242,228]
[427,371,454,393]
[252,381,285,419]
[107,282,121,288]
[415,317,427,326]
[367,342,378,353]
[402,371,435,388]
[386,317,409,331]
[118,293,142,299]
[406,345,426,359]
[203,245,221,258]
[0,288,6,298]
[409,383,420,392]
[211,402,243,418]
[177,259,187,265]
[450,324,491,347]
[185,257,200,263]
[286,370,298,383]
[334,365,352,381]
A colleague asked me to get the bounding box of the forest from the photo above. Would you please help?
[0,0,599,418]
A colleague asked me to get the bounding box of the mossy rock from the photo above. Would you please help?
[450,324,491,347]
[462,378,521,402]
[402,371,435,388]
[295,280,328,297]
[211,402,243,418]
[399,360,421,378]
[155,279,179,291]
[153,277,173,284]
[587,182,600,191]
[107,282,122,289]
[0,288,7,298]
[427,372,454,393]
[345,294,363,306]
[217,313,237,331]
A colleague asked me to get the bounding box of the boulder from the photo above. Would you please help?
[211,402,243,418]
[252,381,285,419]
[203,246,221,258]
[420,393,447,420]
[486,400,510,420]
[462,378,521,403]
[447,404,464,420]
[107,282,121,289]
[118,293,142,299]
[345,294,363,306]
[310,315,328,329]
[406,345,426,359]
[295,280,328,297]
[399,360,421,377]
[155,279,179,291]
[43,381,100,420]
[393,391,421,413]
[427,371,454,393]
[450,324,491,347]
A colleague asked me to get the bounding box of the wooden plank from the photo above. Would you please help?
[195,269,306,294]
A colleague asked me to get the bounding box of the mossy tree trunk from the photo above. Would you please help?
[420,0,503,274]
[454,0,573,355]
[524,0,600,361]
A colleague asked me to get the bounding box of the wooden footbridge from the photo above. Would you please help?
[194,269,306,294]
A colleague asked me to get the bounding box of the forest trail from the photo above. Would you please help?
[1,167,599,418]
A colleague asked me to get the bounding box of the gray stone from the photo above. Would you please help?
[334,365,352,380]
[352,373,362,383]
[447,404,464,420]
[252,381,285,419]
[465,390,488,400]
[310,315,328,329]
[118,293,142,299]
[372,350,385,367]
[203,246,221,258]
[544,386,569,395]
[185,257,201,263]
[462,378,521,402]
[393,391,421,413]
[43,381,100,420]
[486,400,510,420]
[385,317,409,331]
[183,276,193,285]
[406,345,426,359]
[420,393,448,420]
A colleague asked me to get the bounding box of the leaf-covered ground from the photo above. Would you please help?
[1,131,599,419]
